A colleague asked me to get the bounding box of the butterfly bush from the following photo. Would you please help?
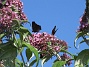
[0,0,27,33]
[28,32,68,52]
[77,12,89,32]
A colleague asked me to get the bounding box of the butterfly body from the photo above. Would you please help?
[32,21,41,32]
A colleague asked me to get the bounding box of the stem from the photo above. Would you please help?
[53,51,61,60]
[20,52,26,67]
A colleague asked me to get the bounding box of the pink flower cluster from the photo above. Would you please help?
[0,0,27,32]
[61,53,72,66]
[28,32,68,52]
[77,12,89,32]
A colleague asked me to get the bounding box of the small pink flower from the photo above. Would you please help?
[53,46,60,52]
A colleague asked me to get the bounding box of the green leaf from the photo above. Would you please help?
[11,19,20,31]
[26,48,32,61]
[29,59,37,67]
[15,59,23,67]
[0,33,5,39]
[0,42,9,48]
[22,42,39,67]
[2,0,6,5]
[77,40,85,48]
[74,32,87,49]
[0,44,17,67]
[12,19,20,26]
[17,47,24,55]
[17,26,32,42]
[0,45,17,59]
[47,42,51,45]
[21,20,28,23]
[18,26,32,36]
[75,49,89,67]
[52,61,66,67]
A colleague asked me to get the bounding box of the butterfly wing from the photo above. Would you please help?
[32,21,41,32]
[52,26,58,35]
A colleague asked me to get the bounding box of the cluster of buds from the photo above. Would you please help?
[77,12,89,32]
[28,32,68,53]
[61,53,72,66]
[0,0,27,33]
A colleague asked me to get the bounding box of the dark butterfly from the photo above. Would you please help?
[32,21,41,32]
[51,26,58,35]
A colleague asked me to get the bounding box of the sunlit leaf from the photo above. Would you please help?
[0,34,5,39]
[52,61,66,67]
[15,59,23,67]
[75,49,89,67]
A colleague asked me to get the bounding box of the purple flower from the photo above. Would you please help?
[53,46,60,52]
[28,32,68,52]
[0,0,27,33]
[61,53,72,66]
[77,12,89,32]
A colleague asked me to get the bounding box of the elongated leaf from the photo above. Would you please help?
[18,26,32,36]
[29,59,37,67]
[52,61,66,67]
[76,40,85,49]
[22,42,39,67]
[75,49,89,67]
[15,59,23,67]
[74,32,87,48]
[26,48,32,61]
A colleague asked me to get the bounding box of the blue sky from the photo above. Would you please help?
[21,0,88,67]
